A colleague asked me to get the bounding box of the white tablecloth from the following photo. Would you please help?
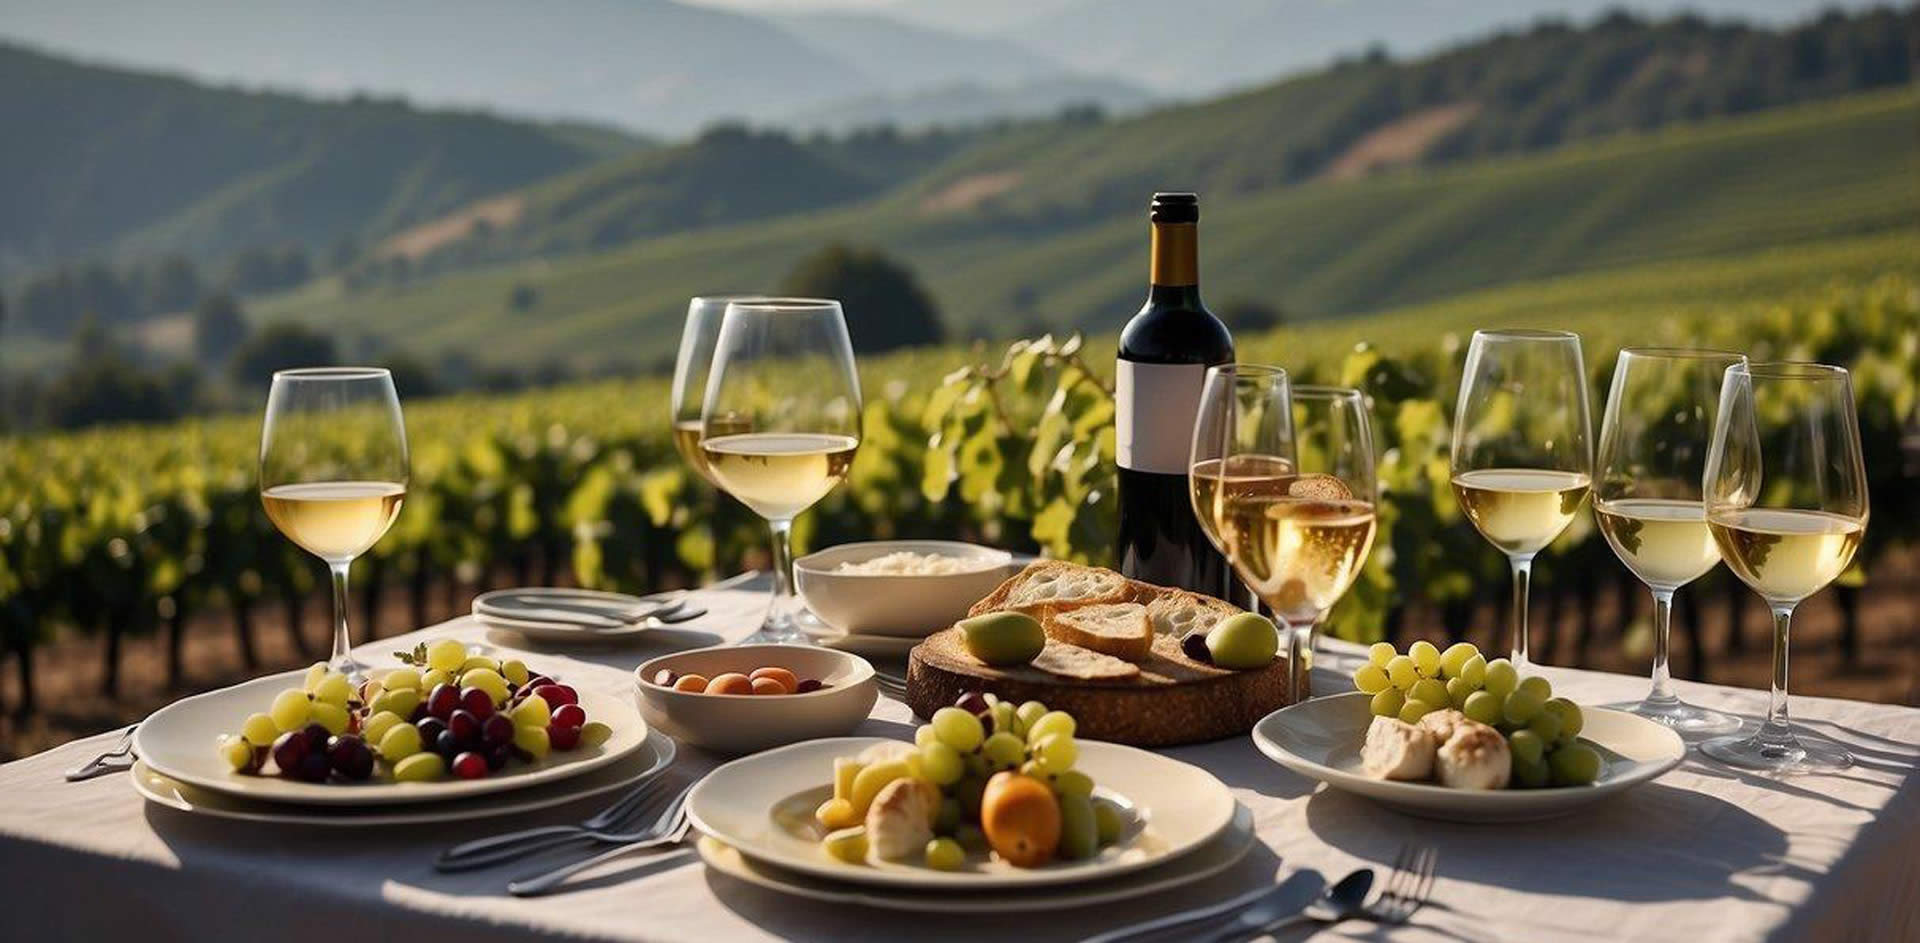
[2,577,1916,942]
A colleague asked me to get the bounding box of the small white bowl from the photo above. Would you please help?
[633,644,878,755]
[794,540,1014,638]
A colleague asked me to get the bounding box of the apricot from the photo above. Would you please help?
[979,772,1061,868]
[671,674,709,693]
[707,672,754,695]
[750,677,787,696]
[749,666,798,693]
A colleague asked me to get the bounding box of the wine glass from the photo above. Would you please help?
[670,295,763,487]
[1189,363,1293,613]
[259,368,409,682]
[1701,362,1868,771]
[1450,330,1593,671]
[1594,348,1745,733]
[701,298,862,645]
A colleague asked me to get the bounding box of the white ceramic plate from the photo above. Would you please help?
[131,728,675,827]
[1251,692,1686,822]
[474,588,674,641]
[696,803,1255,912]
[687,737,1235,890]
[795,624,921,658]
[135,669,649,806]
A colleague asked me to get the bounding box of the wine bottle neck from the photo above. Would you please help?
[1149,222,1198,288]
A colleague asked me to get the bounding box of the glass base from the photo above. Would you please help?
[1627,697,1743,735]
[1701,731,1854,772]
[331,653,367,686]
[738,612,813,647]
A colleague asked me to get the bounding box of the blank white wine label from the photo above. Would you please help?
[1115,360,1208,474]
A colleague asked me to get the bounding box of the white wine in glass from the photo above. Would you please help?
[259,368,409,682]
[1593,347,1745,733]
[1449,329,1593,670]
[701,298,863,646]
[1701,362,1868,772]
[671,296,763,488]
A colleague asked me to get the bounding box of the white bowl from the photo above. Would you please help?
[634,644,878,755]
[794,540,1014,638]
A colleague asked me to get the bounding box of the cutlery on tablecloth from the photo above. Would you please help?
[65,725,138,782]
[435,769,677,872]
[1081,869,1327,943]
[1219,844,1436,942]
[873,670,909,700]
[506,783,695,896]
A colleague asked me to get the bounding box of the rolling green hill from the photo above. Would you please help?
[253,89,1919,369]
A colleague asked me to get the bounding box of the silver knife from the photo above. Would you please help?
[1080,870,1326,943]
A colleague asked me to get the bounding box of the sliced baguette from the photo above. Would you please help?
[1047,602,1152,661]
[1146,590,1242,638]
[967,560,1138,619]
[1030,641,1142,682]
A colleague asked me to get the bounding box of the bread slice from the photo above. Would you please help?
[968,561,1138,620]
[1145,590,1241,638]
[1030,641,1142,682]
[1047,603,1152,661]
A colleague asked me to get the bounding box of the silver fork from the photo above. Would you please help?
[506,784,696,897]
[873,670,909,700]
[435,769,673,872]
[66,725,138,782]
[1232,844,1438,941]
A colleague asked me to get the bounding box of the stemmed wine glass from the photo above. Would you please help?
[1189,364,1293,613]
[1450,330,1593,671]
[700,299,862,645]
[1594,348,1746,733]
[670,296,762,488]
[1701,362,1868,771]
[259,368,409,682]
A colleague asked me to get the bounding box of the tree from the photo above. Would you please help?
[508,283,539,312]
[193,293,250,364]
[777,244,944,353]
[229,322,338,385]
[41,320,183,429]
[138,255,202,316]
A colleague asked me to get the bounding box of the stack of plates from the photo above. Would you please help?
[474,588,680,643]
[685,736,1256,911]
[130,668,672,827]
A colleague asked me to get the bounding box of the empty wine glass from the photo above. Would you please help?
[701,299,862,645]
[1450,330,1593,671]
[1594,347,1745,733]
[259,368,409,682]
[1701,362,1868,772]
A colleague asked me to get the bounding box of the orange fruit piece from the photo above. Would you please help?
[749,667,798,693]
[707,672,754,695]
[750,677,787,696]
[671,674,709,693]
[979,772,1061,868]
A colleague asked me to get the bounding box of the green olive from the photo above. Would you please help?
[1205,612,1279,669]
[958,611,1045,666]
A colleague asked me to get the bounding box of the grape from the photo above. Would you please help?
[218,735,256,772]
[1015,701,1049,732]
[511,694,552,729]
[1507,729,1545,766]
[1028,711,1076,743]
[1093,800,1128,846]
[427,683,462,720]
[1511,753,1551,789]
[796,679,826,693]
[919,741,964,786]
[914,724,939,749]
[1385,655,1419,691]
[449,710,481,746]
[309,701,350,736]
[1409,678,1449,707]
[271,730,310,772]
[302,723,332,748]
[296,752,333,783]
[417,717,449,746]
[501,659,530,687]
[931,707,985,752]
[1484,658,1519,699]
[1030,734,1077,772]
[303,663,328,692]
[1549,743,1602,786]
[822,826,868,864]
[384,668,422,691]
[313,674,353,708]
[459,687,495,720]
[953,692,992,716]
[1408,640,1442,677]
[452,751,489,780]
[241,712,280,747]
[328,736,375,780]
[533,683,578,707]
[360,679,386,705]
[1366,642,1397,668]
[988,702,1017,736]
[394,753,445,783]
[378,723,422,761]
[513,724,551,760]
[1353,665,1391,695]
[1526,710,1563,744]
[426,639,467,673]
[470,715,509,751]
[371,688,420,721]
[1398,699,1439,723]
[461,654,500,674]
[1370,687,1406,718]
[435,730,463,758]
[954,775,987,818]
[1057,794,1098,860]
[355,711,397,747]
[1462,691,1503,725]
[1517,676,1552,702]
[552,703,586,729]
[1439,642,1478,678]
[1543,697,1583,741]
[462,669,509,704]
[935,797,962,834]
[1458,654,1487,689]
[1445,676,1476,708]
[579,722,613,749]
[1503,689,1545,726]
[924,837,965,871]
[1052,770,1094,799]
[269,689,311,732]
[420,668,454,692]
[982,732,1025,769]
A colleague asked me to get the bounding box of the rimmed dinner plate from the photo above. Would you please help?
[134,668,648,806]
[474,588,674,641]
[132,728,676,827]
[696,803,1256,912]
[1251,692,1686,822]
[686,736,1236,890]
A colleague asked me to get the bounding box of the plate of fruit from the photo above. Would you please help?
[685,699,1236,889]
[133,640,649,805]
[1250,641,1685,822]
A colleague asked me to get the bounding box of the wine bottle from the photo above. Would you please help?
[1115,192,1234,596]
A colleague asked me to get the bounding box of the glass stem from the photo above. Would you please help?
[328,559,358,678]
[765,518,797,626]
[1646,587,1677,706]
[1509,555,1533,670]
[1757,604,1797,749]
